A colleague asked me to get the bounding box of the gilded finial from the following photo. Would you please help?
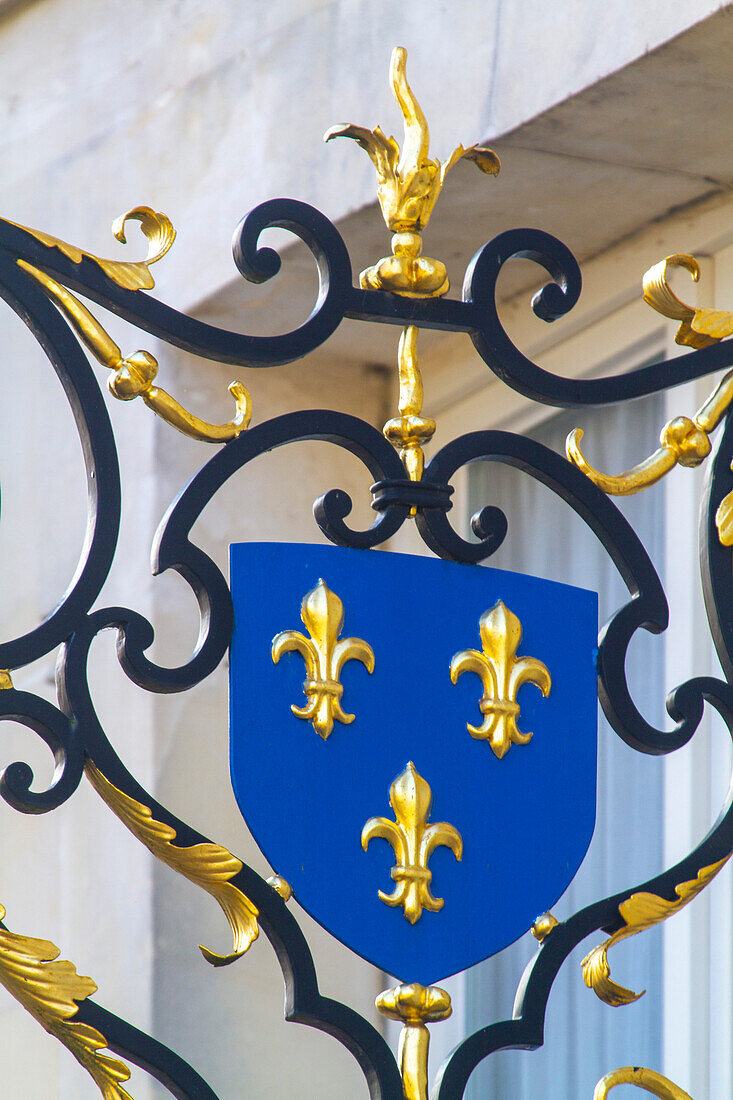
[326,48,499,484]
[383,325,436,481]
[532,911,560,942]
[376,983,452,1100]
[325,46,500,298]
[266,875,293,901]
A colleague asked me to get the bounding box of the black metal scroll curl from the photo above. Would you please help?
[421,430,716,757]
[433,679,733,1100]
[460,227,733,408]
[0,202,356,369]
[55,606,402,1100]
[0,250,121,671]
[0,690,82,813]
[113,409,410,694]
[6,198,733,411]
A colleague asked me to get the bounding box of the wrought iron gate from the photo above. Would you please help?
[0,47,730,1100]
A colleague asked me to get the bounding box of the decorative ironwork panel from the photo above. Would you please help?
[0,44,730,1100]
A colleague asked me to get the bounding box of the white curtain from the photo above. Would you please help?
[464,393,666,1098]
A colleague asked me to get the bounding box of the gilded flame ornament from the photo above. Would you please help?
[362,762,463,923]
[450,601,551,758]
[271,579,375,738]
[326,46,500,484]
[325,46,499,298]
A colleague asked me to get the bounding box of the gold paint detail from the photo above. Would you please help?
[361,762,463,924]
[0,670,13,689]
[566,368,733,499]
[716,487,733,546]
[532,911,560,942]
[85,761,259,967]
[19,261,251,443]
[0,904,133,1098]
[324,47,499,298]
[581,856,729,1006]
[450,601,551,758]
[643,253,733,349]
[570,252,733,546]
[271,579,375,739]
[376,983,452,1100]
[383,325,436,481]
[266,875,292,901]
[593,1066,693,1100]
[14,205,175,291]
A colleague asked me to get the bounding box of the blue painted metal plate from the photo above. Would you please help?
[230,543,598,985]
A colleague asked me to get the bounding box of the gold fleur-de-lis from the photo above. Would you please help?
[271,579,374,739]
[450,601,551,759]
[362,762,462,924]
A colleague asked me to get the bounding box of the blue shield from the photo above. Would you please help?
[230,543,597,985]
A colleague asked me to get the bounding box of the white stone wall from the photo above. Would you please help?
[0,0,725,307]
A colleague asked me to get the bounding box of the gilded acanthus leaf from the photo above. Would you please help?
[85,762,259,966]
[0,905,133,1098]
[18,260,251,443]
[459,145,502,176]
[13,205,175,291]
[581,856,729,1006]
[322,124,400,180]
[716,489,733,546]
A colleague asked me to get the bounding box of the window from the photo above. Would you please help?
[459,392,667,1097]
